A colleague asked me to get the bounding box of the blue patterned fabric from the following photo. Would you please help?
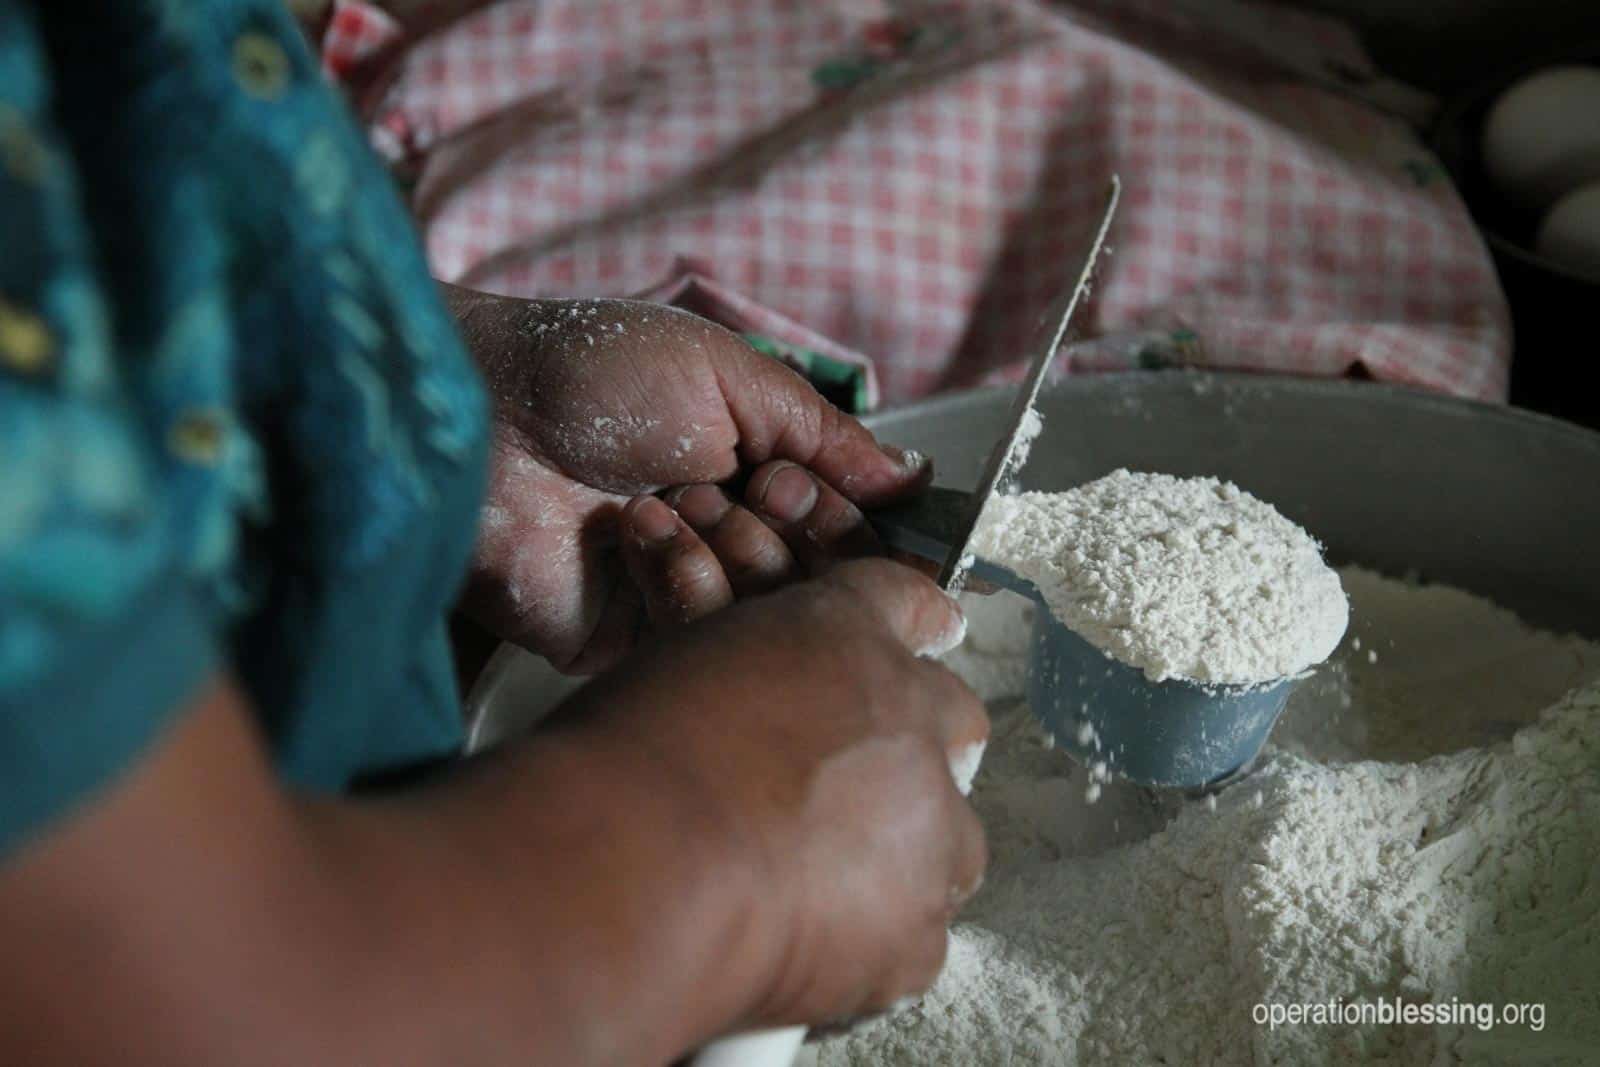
[0,0,489,854]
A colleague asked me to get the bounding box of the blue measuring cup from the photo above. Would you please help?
[875,488,1300,789]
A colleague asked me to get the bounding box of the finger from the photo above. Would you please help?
[717,343,934,508]
[563,573,644,676]
[915,660,991,796]
[884,549,1002,595]
[942,782,988,912]
[747,461,882,573]
[664,482,732,530]
[910,672,989,903]
[907,724,989,918]
[878,746,986,1005]
[667,484,800,597]
[887,548,940,583]
[620,495,734,628]
[814,559,966,659]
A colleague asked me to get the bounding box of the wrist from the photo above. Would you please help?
[532,713,783,1047]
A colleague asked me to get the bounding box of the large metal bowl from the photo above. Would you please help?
[466,372,1600,747]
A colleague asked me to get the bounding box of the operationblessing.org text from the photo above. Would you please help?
[1252,998,1545,1033]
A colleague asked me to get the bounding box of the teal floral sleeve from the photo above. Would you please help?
[0,1,489,854]
[0,5,220,853]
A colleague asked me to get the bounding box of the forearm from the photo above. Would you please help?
[321,718,771,1064]
[0,680,769,1066]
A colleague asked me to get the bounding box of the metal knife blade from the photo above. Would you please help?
[935,175,1120,591]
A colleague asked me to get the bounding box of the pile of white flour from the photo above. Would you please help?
[969,471,1348,685]
[809,568,1600,1066]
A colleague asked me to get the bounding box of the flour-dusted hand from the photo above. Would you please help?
[448,287,932,672]
[551,558,989,1026]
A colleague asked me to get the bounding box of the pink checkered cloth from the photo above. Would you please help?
[323,0,1510,408]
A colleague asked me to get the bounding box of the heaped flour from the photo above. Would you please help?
[969,470,1348,686]
[810,569,1600,1066]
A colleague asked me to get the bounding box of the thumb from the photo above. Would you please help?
[718,343,933,508]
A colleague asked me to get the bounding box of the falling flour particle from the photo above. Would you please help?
[970,470,1348,686]
[806,568,1600,1067]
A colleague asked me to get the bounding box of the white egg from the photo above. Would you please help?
[1481,65,1600,212]
[1536,182,1600,279]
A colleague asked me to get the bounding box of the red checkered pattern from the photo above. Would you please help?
[330,0,1510,406]
[319,0,403,81]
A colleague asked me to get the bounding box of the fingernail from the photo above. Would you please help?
[880,443,931,476]
[916,597,967,659]
[673,484,732,530]
[632,497,680,544]
[758,465,818,523]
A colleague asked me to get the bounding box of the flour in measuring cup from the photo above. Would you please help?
[969,470,1348,686]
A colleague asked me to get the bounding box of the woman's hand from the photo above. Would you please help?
[0,559,985,1067]
[449,287,931,673]
[548,558,989,1032]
